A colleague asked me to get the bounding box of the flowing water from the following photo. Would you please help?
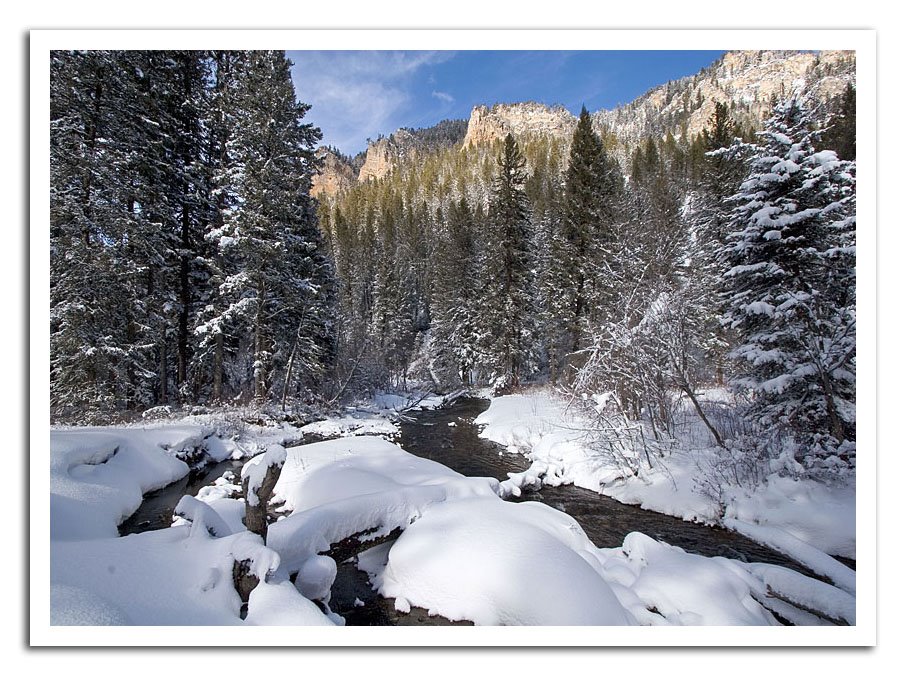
[118,459,244,536]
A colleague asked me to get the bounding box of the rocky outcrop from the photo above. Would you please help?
[462,102,577,148]
[593,50,855,151]
[358,129,419,182]
[310,147,357,199]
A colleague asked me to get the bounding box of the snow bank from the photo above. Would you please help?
[482,393,716,519]
[613,532,776,625]
[299,415,399,438]
[478,391,856,562]
[296,391,447,439]
[724,518,856,594]
[50,427,193,540]
[723,476,856,559]
[266,437,500,572]
[51,525,328,625]
[245,580,336,626]
[746,562,855,625]
[374,497,636,626]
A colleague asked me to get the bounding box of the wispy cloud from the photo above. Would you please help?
[431,90,454,103]
[288,50,455,153]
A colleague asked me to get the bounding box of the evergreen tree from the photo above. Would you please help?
[686,100,749,385]
[201,51,333,403]
[550,106,623,373]
[50,50,144,418]
[721,99,856,466]
[823,83,856,161]
[430,197,481,386]
[478,134,536,390]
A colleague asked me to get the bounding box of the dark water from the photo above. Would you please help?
[118,459,244,536]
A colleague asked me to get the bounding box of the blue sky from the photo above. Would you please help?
[287,50,727,156]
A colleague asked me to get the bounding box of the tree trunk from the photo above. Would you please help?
[680,383,725,449]
[281,333,298,412]
[242,460,283,540]
[254,280,267,400]
[819,367,846,443]
[158,332,168,404]
[177,203,190,391]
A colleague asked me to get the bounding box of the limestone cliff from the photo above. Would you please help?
[322,50,855,192]
[462,102,576,148]
[358,130,419,182]
[311,147,357,199]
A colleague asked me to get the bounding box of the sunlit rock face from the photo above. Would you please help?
[310,147,357,198]
[592,50,855,153]
[462,102,578,148]
[328,50,855,190]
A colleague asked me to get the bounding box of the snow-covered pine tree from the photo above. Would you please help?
[721,98,856,470]
[50,50,143,418]
[201,51,333,404]
[685,101,749,386]
[430,197,481,387]
[50,50,213,417]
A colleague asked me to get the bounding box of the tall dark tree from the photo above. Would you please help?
[50,50,144,418]
[551,106,624,371]
[823,83,856,161]
[478,134,536,390]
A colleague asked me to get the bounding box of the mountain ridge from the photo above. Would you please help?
[310,49,855,198]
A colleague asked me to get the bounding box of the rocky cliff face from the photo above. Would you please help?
[462,102,577,148]
[311,147,357,199]
[357,129,419,182]
[593,50,855,151]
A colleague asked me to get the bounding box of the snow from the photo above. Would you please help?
[51,525,324,625]
[299,414,399,438]
[49,423,334,626]
[723,475,856,559]
[244,580,337,626]
[746,562,855,625]
[240,443,286,506]
[724,518,856,593]
[51,427,192,540]
[265,437,500,572]
[374,497,636,625]
[614,532,776,625]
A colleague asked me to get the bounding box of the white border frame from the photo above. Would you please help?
[30,29,878,648]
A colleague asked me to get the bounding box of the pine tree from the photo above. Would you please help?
[50,50,143,418]
[823,83,856,162]
[431,197,481,386]
[478,134,536,390]
[201,51,332,403]
[686,101,749,386]
[550,106,623,374]
[721,99,856,466]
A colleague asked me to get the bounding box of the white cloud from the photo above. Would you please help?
[431,90,454,103]
[288,51,455,153]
